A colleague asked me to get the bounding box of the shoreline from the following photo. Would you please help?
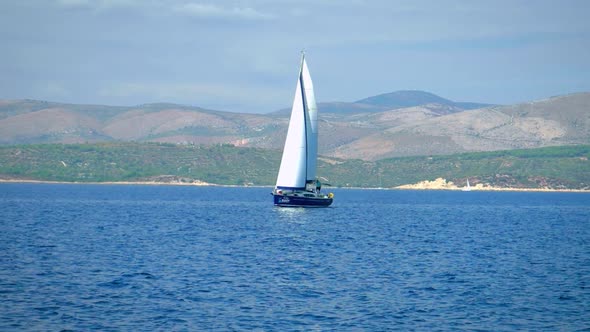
[393,177,590,193]
[392,186,590,193]
[1,178,588,193]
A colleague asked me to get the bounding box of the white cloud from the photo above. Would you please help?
[36,81,72,100]
[55,0,144,11]
[99,81,286,112]
[174,3,275,20]
[56,0,92,8]
[4,0,589,110]
[52,1,275,20]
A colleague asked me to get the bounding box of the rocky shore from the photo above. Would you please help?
[395,177,589,192]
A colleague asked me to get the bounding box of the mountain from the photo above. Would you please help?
[0,92,588,160]
[0,99,282,147]
[328,93,590,160]
[272,101,388,115]
[355,90,493,110]
[274,90,491,115]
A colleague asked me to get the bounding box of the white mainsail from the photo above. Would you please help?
[301,58,318,183]
[275,54,318,190]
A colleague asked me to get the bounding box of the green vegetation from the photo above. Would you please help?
[0,142,279,185]
[370,145,590,189]
[0,142,589,189]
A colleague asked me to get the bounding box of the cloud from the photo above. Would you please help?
[35,81,72,100]
[56,0,92,8]
[98,81,286,112]
[174,3,275,20]
[52,1,275,21]
[55,0,142,11]
[5,0,588,110]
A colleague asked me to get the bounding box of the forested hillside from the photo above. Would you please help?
[1,143,588,189]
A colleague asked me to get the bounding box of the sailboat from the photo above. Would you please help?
[272,54,334,207]
[462,178,472,191]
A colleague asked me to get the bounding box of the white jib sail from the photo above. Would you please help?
[275,59,308,190]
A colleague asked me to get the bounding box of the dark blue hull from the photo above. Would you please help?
[273,194,333,208]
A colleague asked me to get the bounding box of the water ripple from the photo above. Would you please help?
[0,184,589,331]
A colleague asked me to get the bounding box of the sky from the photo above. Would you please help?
[1,0,589,113]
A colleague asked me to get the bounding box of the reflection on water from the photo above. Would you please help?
[273,206,309,223]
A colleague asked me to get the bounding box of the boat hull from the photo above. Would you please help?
[273,194,333,208]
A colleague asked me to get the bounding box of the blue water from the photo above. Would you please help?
[1,184,589,331]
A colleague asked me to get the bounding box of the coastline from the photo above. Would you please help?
[1,178,588,193]
[393,177,590,193]
[0,178,214,187]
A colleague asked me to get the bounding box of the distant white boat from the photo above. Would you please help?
[462,178,472,191]
[272,53,334,207]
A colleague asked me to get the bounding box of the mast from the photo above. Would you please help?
[299,53,309,183]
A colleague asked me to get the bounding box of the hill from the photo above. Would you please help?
[0,92,588,160]
[272,90,490,115]
[355,90,492,110]
[0,143,588,190]
[329,92,590,160]
[0,99,281,147]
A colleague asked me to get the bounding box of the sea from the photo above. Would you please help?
[0,183,589,331]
